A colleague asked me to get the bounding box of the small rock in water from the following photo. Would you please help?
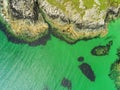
[78,56,84,62]
[91,40,113,56]
[79,63,95,81]
[91,45,109,56]
[61,77,72,90]
[106,40,113,48]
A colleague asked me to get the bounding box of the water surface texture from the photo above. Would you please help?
[0,19,120,90]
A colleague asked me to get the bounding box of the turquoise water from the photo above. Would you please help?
[0,19,120,90]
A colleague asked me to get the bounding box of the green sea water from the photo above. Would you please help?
[0,19,120,90]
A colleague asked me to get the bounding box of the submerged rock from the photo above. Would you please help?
[61,77,72,90]
[0,0,120,43]
[79,63,95,81]
[78,56,84,62]
[91,40,113,56]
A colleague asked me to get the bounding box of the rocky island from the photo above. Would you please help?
[0,0,120,43]
[91,40,113,56]
[61,77,72,90]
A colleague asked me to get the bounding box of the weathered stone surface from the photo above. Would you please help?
[0,0,48,42]
[39,0,120,43]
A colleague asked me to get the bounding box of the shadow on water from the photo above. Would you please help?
[0,22,51,46]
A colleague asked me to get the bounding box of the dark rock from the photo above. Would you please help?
[75,23,83,29]
[78,56,84,62]
[48,14,59,19]
[33,0,39,21]
[9,0,39,20]
[79,63,95,81]
[104,9,116,23]
[60,16,71,24]
[61,77,72,90]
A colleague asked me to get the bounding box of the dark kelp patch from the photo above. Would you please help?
[77,56,84,62]
[61,77,72,90]
[79,63,96,81]
[43,86,49,90]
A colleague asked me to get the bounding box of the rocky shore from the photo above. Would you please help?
[109,47,120,90]
[0,0,120,43]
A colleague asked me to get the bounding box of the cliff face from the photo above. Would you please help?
[0,0,48,42]
[39,0,120,43]
[0,0,120,43]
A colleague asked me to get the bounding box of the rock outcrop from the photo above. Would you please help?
[0,0,48,42]
[61,77,72,90]
[91,40,113,56]
[0,0,120,43]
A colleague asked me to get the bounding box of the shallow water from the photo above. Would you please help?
[0,19,120,90]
